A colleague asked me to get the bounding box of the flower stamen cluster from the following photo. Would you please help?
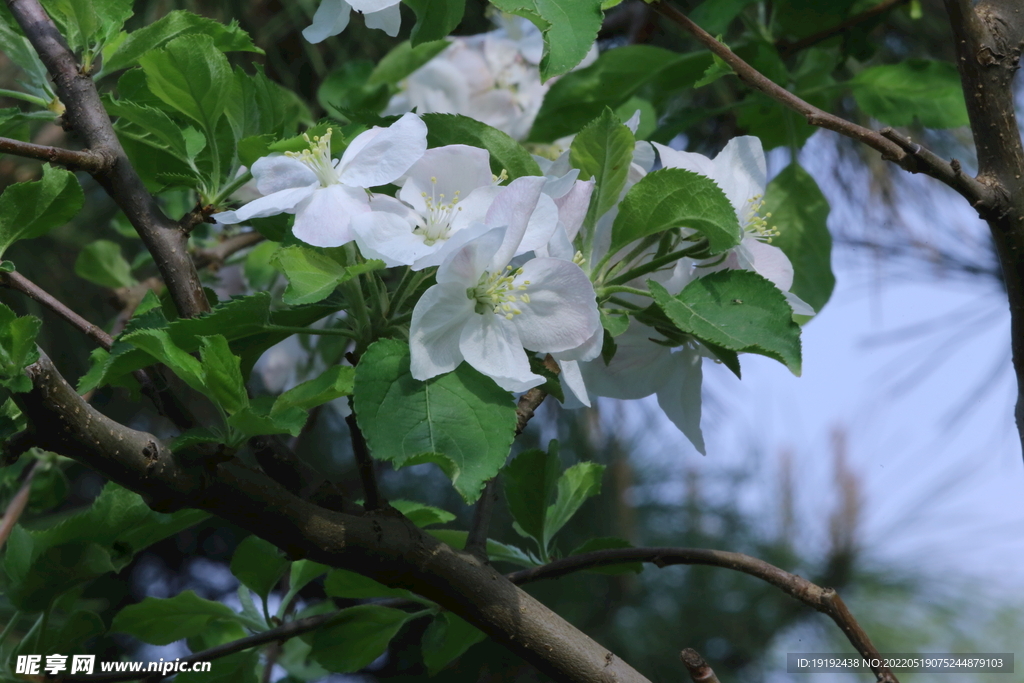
[415,177,463,245]
[469,266,530,319]
[745,194,779,243]
[285,129,339,187]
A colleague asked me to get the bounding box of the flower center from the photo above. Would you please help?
[413,177,462,245]
[744,194,779,242]
[285,129,339,188]
[467,266,531,319]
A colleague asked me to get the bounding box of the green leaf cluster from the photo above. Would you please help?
[0,303,41,393]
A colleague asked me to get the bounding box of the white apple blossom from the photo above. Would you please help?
[653,136,815,315]
[409,177,601,392]
[352,145,560,269]
[384,15,597,141]
[302,0,402,43]
[214,113,427,248]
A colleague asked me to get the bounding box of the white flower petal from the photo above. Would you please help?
[512,258,600,356]
[213,185,317,225]
[516,193,560,256]
[484,176,547,269]
[459,313,543,392]
[554,178,594,242]
[252,155,319,195]
[633,141,656,173]
[739,238,794,291]
[338,113,427,188]
[557,360,591,407]
[347,0,399,13]
[656,346,706,454]
[398,145,493,208]
[542,168,579,199]
[291,184,369,247]
[411,220,492,271]
[437,227,504,285]
[351,210,425,267]
[410,283,474,380]
[302,0,351,43]
[785,290,816,317]
[363,3,402,36]
[714,136,766,221]
[580,323,673,400]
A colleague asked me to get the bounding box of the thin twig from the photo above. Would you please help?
[650,1,994,213]
[192,231,265,270]
[506,547,898,683]
[775,0,910,57]
[0,136,110,172]
[1,270,113,349]
[465,480,497,560]
[0,460,40,550]
[679,649,721,683]
[345,412,382,510]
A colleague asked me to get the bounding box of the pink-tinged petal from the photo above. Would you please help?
[554,179,594,242]
[213,185,317,225]
[580,323,674,400]
[714,136,766,222]
[291,185,369,247]
[410,283,474,381]
[436,227,504,285]
[399,145,493,206]
[252,155,319,195]
[302,0,351,43]
[347,0,399,12]
[485,176,546,269]
[656,345,705,454]
[338,113,427,188]
[351,210,425,267]
[557,360,590,407]
[516,193,560,256]
[512,258,600,355]
[459,313,543,392]
[740,238,794,291]
[363,3,401,36]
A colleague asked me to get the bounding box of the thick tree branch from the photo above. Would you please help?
[0,136,110,172]
[6,0,210,318]
[507,548,898,683]
[943,0,1024,450]
[650,1,996,214]
[15,356,652,683]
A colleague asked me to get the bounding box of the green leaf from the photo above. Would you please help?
[74,239,137,289]
[227,65,309,142]
[0,165,84,259]
[309,606,412,673]
[762,163,834,313]
[570,537,642,575]
[502,444,560,548]
[427,530,539,567]
[422,613,486,676]
[103,10,261,74]
[402,0,464,45]
[491,0,603,81]
[5,541,114,611]
[290,559,329,594]
[851,59,968,129]
[105,98,191,160]
[353,340,517,503]
[0,303,40,393]
[0,260,14,272]
[390,499,456,528]
[544,462,604,549]
[112,591,242,645]
[0,8,53,97]
[689,0,755,34]
[227,404,307,440]
[530,47,710,141]
[600,310,629,337]
[230,535,289,601]
[368,40,450,86]
[177,652,257,683]
[649,272,802,374]
[273,366,355,415]
[422,113,541,180]
[200,335,249,415]
[50,610,107,655]
[272,245,385,305]
[317,61,391,121]
[609,168,741,257]
[0,397,25,442]
[138,33,232,134]
[324,569,413,600]
[121,328,207,395]
[569,109,634,231]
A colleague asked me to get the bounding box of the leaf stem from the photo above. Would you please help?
[209,168,254,207]
[606,240,709,287]
[597,285,652,299]
[262,325,356,338]
[0,88,49,108]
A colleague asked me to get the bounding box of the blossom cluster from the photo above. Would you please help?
[216,109,810,452]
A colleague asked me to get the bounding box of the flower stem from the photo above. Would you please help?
[606,240,709,286]
[597,285,652,299]
[0,88,49,108]
[209,168,254,207]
